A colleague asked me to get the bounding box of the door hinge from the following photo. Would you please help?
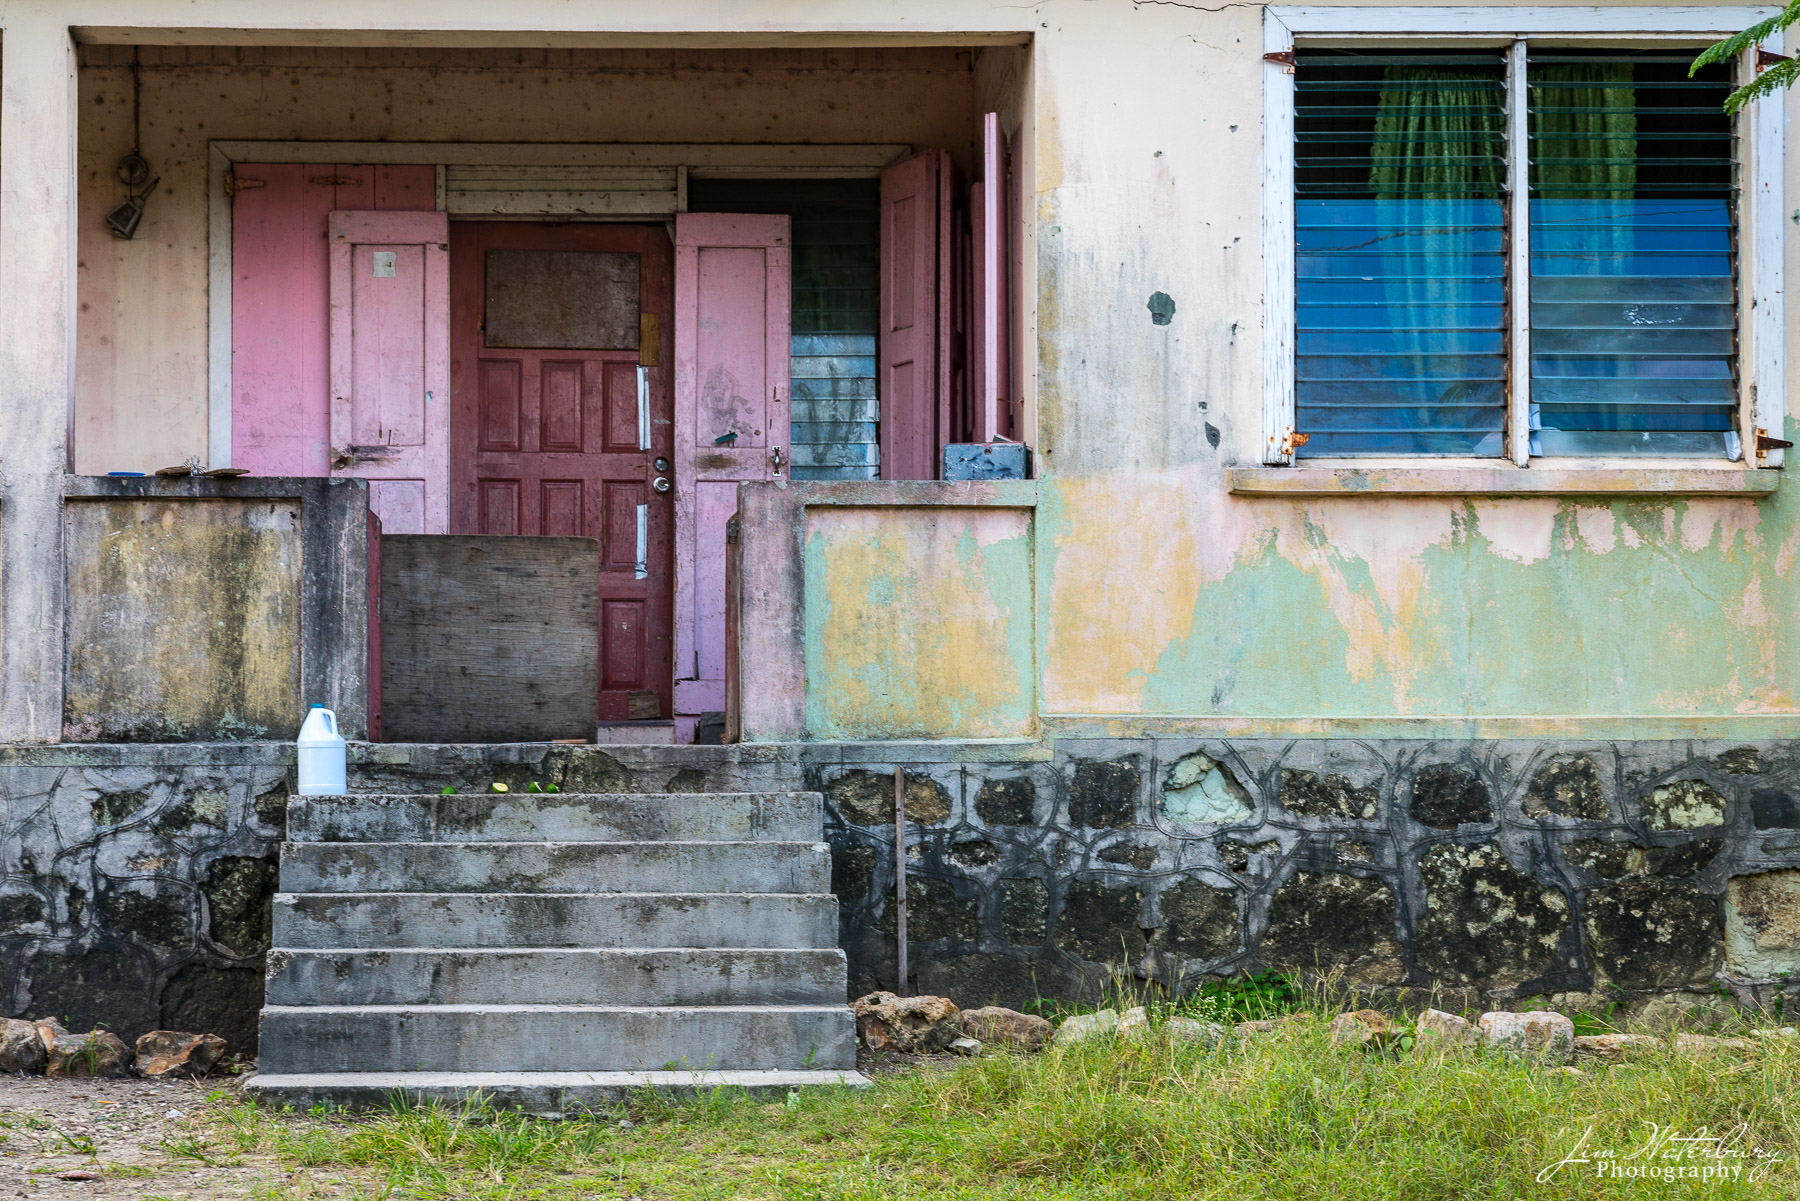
[1280,429,1311,456]
[1758,48,1792,73]
[223,172,267,198]
[1264,49,1297,72]
[1756,427,1793,457]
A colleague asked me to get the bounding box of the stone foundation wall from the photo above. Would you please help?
[5,738,1799,1054]
[816,740,1800,1017]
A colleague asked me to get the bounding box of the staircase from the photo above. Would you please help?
[246,791,866,1112]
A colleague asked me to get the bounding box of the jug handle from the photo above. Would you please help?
[322,711,336,735]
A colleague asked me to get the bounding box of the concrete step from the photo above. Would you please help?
[273,892,838,950]
[244,1068,870,1113]
[287,792,823,844]
[267,948,848,1007]
[280,841,832,895]
[255,1005,858,1074]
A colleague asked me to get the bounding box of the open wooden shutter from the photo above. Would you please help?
[327,210,450,533]
[673,213,791,739]
[878,150,950,480]
[972,113,1014,443]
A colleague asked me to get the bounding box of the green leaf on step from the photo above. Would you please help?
[441,787,456,795]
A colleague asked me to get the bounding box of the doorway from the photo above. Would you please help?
[448,222,676,724]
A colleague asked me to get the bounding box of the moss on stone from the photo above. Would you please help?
[1585,874,1722,989]
[1640,779,1726,831]
[1523,755,1609,821]
[974,776,1037,826]
[1154,878,1238,962]
[1414,843,1568,988]
[202,856,277,957]
[1068,759,1140,829]
[1260,870,1403,983]
[1056,880,1145,963]
[1277,770,1378,821]
[1409,765,1492,829]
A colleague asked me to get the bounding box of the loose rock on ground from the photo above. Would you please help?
[851,992,963,1053]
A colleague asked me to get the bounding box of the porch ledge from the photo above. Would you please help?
[1227,463,1780,498]
[770,479,1037,507]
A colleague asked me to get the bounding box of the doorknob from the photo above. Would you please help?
[652,477,671,494]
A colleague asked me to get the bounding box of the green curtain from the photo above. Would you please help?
[1530,62,1636,198]
[1367,67,1506,446]
[1530,62,1637,277]
[1369,66,1505,200]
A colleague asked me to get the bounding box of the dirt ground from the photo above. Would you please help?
[0,1074,321,1200]
[3,1057,939,1197]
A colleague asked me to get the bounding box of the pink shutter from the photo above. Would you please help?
[327,210,450,534]
[673,213,790,740]
[879,151,942,480]
[231,165,335,476]
[977,112,1013,443]
[231,165,435,476]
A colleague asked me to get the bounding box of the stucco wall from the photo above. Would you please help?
[59,2,1800,741]
[803,504,1036,739]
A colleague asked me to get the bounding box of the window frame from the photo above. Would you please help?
[1261,6,1786,470]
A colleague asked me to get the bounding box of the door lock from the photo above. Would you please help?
[652,476,671,494]
[653,457,670,472]
[771,446,784,475]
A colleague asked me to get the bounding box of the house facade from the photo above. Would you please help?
[4,0,1800,1056]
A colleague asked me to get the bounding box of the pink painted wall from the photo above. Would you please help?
[231,165,434,477]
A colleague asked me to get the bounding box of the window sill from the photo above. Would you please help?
[1227,462,1781,498]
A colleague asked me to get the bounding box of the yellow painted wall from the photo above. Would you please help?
[804,506,1035,739]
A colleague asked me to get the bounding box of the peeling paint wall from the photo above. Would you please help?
[804,505,1035,739]
[1037,478,1800,734]
[59,3,1800,743]
[63,499,302,741]
[1019,0,1800,739]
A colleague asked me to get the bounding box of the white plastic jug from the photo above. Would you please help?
[296,704,347,796]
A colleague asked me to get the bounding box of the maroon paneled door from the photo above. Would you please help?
[449,223,675,723]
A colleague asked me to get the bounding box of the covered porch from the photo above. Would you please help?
[0,7,1039,749]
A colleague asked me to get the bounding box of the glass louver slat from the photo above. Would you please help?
[1294,50,1509,456]
[1527,51,1738,457]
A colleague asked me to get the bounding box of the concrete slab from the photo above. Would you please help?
[244,1068,871,1113]
[255,1004,858,1073]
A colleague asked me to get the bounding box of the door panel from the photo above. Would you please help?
[327,210,451,533]
[451,222,675,724]
[674,213,791,740]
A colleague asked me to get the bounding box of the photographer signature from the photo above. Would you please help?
[1539,1123,1784,1184]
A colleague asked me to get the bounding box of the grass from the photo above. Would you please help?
[185,1004,1800,1201]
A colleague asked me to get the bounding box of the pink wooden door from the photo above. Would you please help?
[230,165,434,476]
[673,213,790,741]
[448,222,675,724]
[879,151,949,481]
[327,210,451,534]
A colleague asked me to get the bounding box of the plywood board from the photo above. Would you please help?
[379,535,599,741]
[484,250,641,349]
